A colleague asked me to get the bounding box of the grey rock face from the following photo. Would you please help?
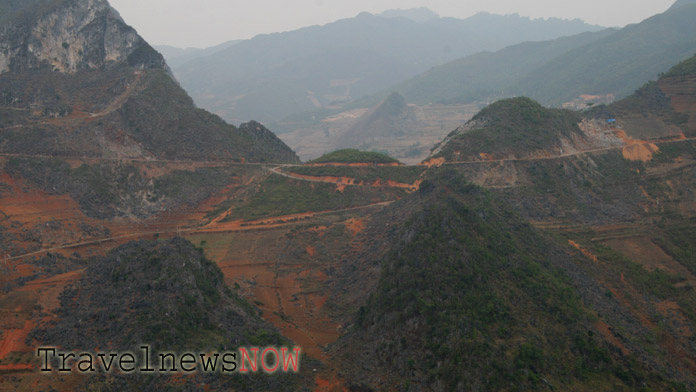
[0,0,166,74]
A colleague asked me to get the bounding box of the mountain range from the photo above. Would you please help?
[391,1,696,107]
[275,1,696,162]
[167,9,603,124]
[1,1,696,391]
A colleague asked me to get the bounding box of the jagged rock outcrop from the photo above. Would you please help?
[0,0,299,220]
[0,0,299,164]
[0,0,166,74]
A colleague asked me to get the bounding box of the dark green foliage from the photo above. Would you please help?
[341,169,666,391]
[32,237,276,351]
[652,141,696,164]
[591,244,689,300]
[32,238,309,391]
[309,149,400,164]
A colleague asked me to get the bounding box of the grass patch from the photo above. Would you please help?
[225,174,403,221]
[309,149,400,164]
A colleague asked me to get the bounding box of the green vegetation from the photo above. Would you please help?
[563,229,696,326]
[651,140,696,164]
[41,238,307,391]
[226,174,404,221]
[437,97,583,160]
[654,220,696,276]
[308,149,400,164]
[285,165,425,184]
[663,54,696,77]
[594,81,671,118]
[345,168,677,390]
[42,238,286,351]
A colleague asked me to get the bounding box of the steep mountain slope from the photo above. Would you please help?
[432,97,588,162]
[330,55,696,392]
[0,0,297,163]
[391,2,696,107]
[172,11,602,123]
[24,238,309,391]
[588,54,696,141]
[0,0,298,220]
[670,0,696,9]
[432,53,696,165]
[392,29,615,105]
[337,92,417,148]
[334,169,692,391]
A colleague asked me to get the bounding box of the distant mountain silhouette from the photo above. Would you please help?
[155,40,241,68]
[171,11,603,124]
[378,7,439,22]
[386,2,696,107]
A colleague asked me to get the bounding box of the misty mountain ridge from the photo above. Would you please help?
[169,10,603,124]
[155,40,241,68]
[670,0,696,9]
[2,1,696,391]
[377,7,440,22]
[377,1,696,108]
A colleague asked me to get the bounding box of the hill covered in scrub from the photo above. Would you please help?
[333,169,689,391]
[30,237,308,391]
[586,52,696,140]
[309,149,401,165]
[0,0,298,219]
[33,238,277,351]
[433,97,585,161]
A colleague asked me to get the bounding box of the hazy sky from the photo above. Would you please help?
[109,0,676,48]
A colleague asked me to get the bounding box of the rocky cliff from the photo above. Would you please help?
[0,0,166,74]
[0,0,299,164]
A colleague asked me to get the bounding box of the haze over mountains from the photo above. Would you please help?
[394,0,696,107]
[165,9,603,124]
[154,40,241,68]
[273,1,696,162]
[2,0,696,391]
